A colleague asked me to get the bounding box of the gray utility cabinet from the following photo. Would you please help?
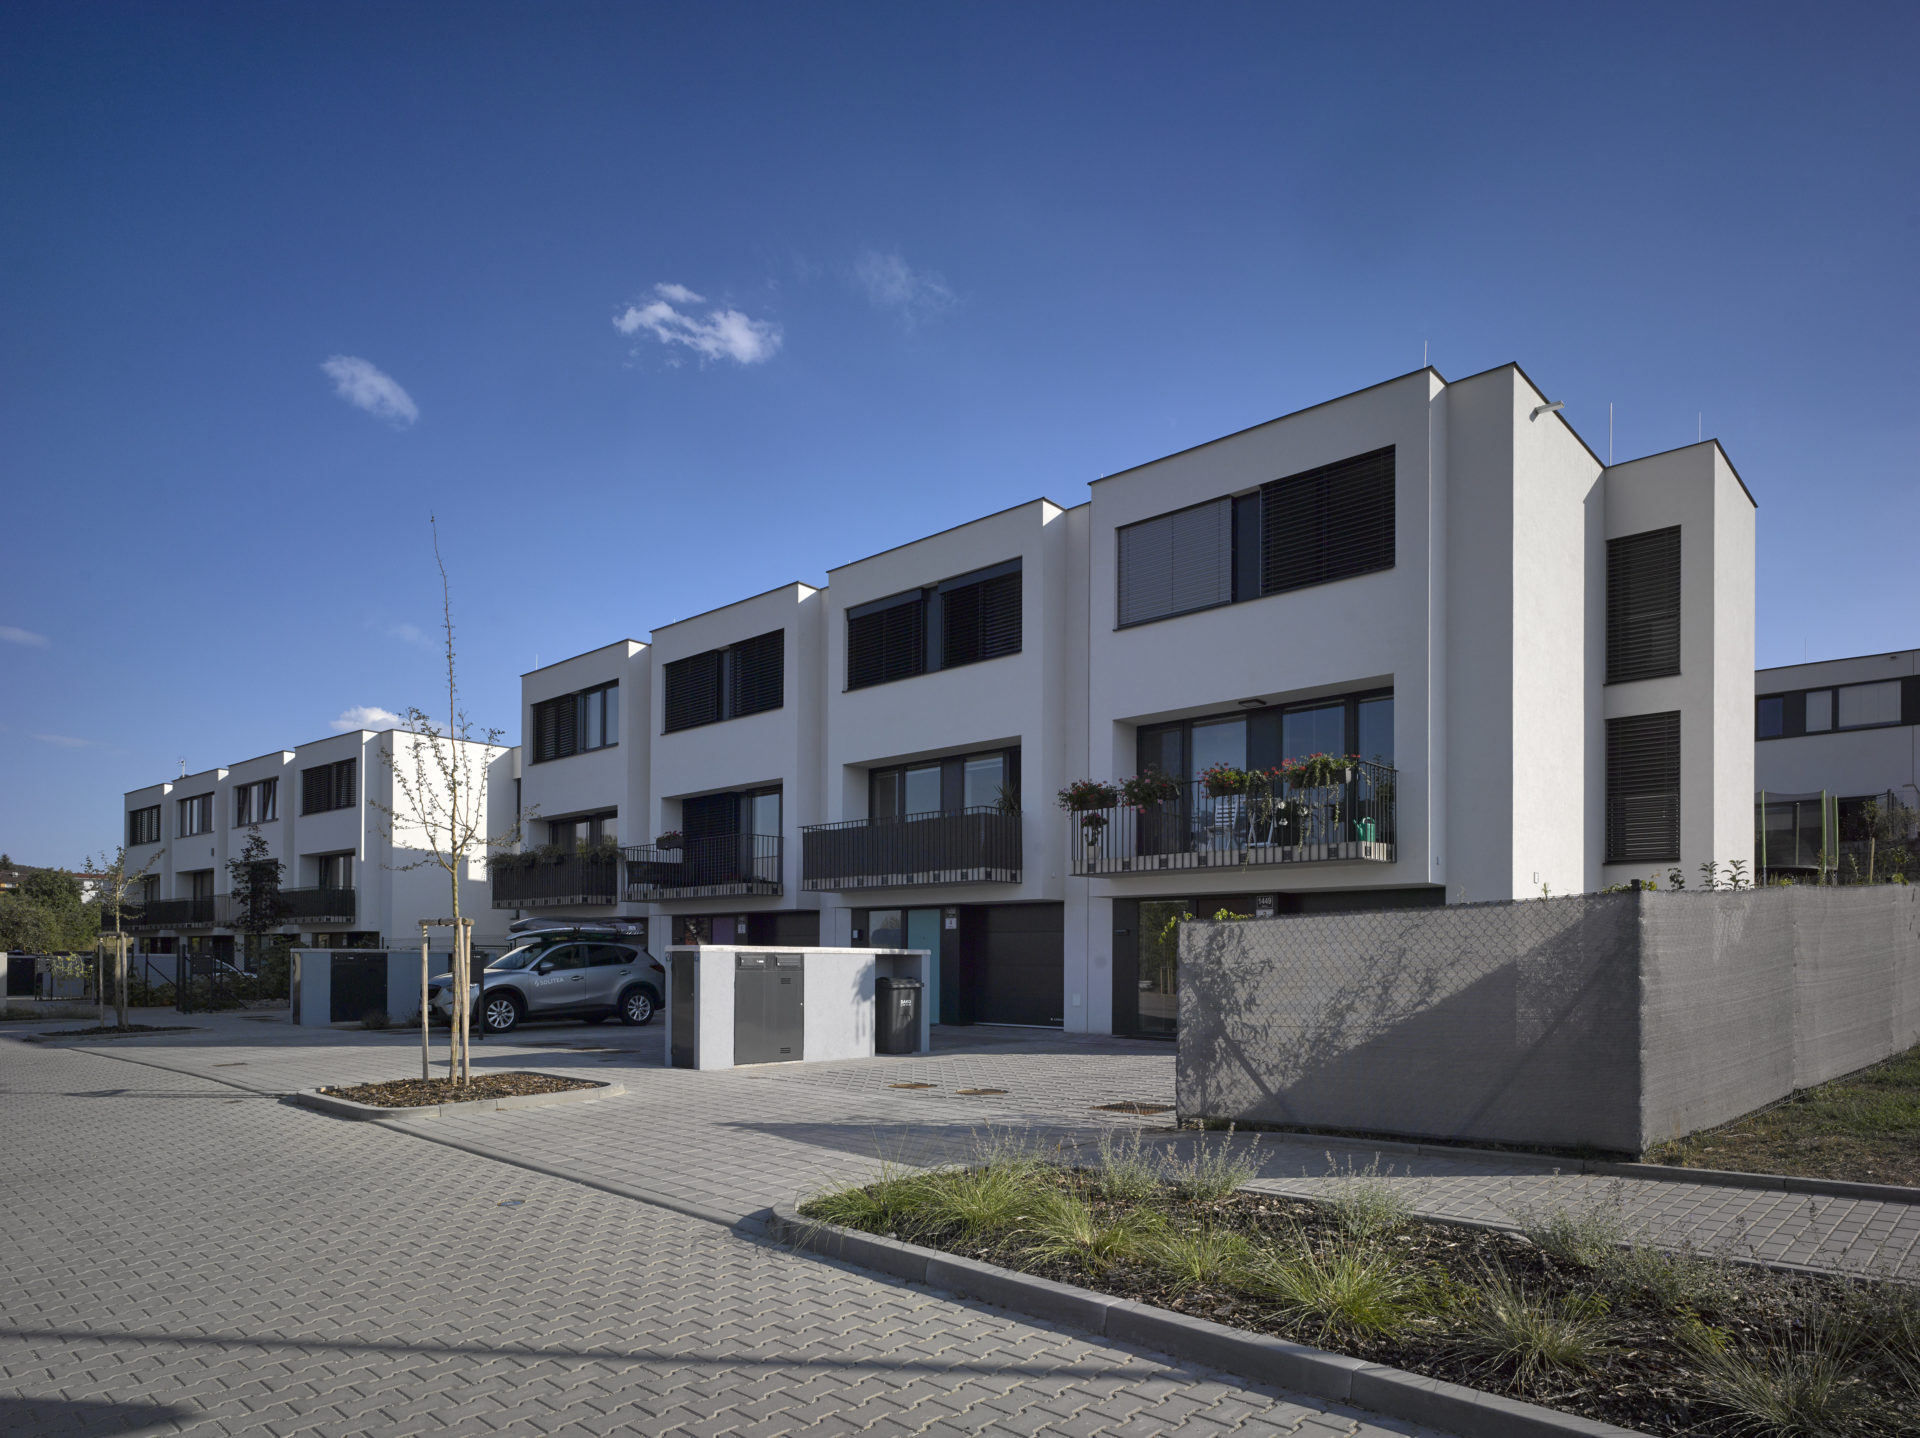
[733,952,804,1065]
[329,952,388,1024]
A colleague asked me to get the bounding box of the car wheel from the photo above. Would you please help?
[481,992,523,1034]
[618,987,655,1026]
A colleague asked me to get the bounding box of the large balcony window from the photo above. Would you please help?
[803,747,1022,890]
[625,787,783,900]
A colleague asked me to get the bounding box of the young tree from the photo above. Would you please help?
[226,826,288,978]
[89,847,156,1029]
[377,518,520,1084]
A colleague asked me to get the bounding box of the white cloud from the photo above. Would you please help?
[852,250,955,325]
[613,283,782,366]
[331,705,403,733]
[1,625,49,647]
[386,622,430,648]
[31,732,95,748]
[321,355,419,427]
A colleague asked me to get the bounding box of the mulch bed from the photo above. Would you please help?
[28,1024,197,1038]
[317,1072,605,1108]
[804,1172,1920,1436]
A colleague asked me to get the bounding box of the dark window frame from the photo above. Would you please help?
[177,793,214,837]
[128,805,162,847]
[530,681,622,762]
[662,630,785,733]
[1606,711,1681,864]
[1606,526,1682,685]
[868,746,1020,820]
[1135,689,1393,780]
[1756,677,1919,741]
[301,758,358,815]
[1115,446,1396,630]
[846,559,1022,692]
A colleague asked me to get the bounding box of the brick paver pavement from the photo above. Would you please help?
[49,1011,1920,1281]
[0,1037,1435,1438]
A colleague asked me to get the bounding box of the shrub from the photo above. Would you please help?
[360,1008,392,1030]
[1505,1180,1633,1269]
[1091,1128,1163,1203]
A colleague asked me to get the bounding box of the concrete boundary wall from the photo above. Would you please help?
[1178,885,1920,1154]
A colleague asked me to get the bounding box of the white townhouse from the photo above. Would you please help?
[1752,648,1920,880]
[504,361,1756,1038]
[115,727,516,964]
[494,640,652,929]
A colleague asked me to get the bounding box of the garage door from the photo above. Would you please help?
[968,903,1063,1027]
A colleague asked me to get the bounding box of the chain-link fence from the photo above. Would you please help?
[1177,884,1920,1154]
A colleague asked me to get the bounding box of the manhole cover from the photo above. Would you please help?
[955,1087,1008,1096]
[888,1081,936,1089]
[1094,1101,1173,1115]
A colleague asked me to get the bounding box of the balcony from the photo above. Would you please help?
[276,887,356,924]
[1068,763,1397,877]
[624,834,782,901]
[800,808,1022,892]
[490,852,622,909]
[125,896,219,930]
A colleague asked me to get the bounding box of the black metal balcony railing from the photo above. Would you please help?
[624,834,782,901]
[125,896,219,930]
[275,887,357,924]
[1069,763,1398,877]
[800,808,1022,891]
[490,853,622,909]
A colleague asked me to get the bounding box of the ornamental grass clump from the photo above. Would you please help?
[1506,1181,1634,1270]
[1092,1127,1163,1203]
[1678,1310,1895,1438]
[1021,1193,1162,1276]
[1320,1154,1415,1242]
[804,1164,936,1237]
[1163,1128,1258,1203]
[1247,1235,1435,1345]
[1146,1225,1255,1293]
[917,1156,1051,1242]
[1454,1271,1614,1384]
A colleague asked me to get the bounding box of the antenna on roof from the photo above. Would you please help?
[1608,403,1614,465]
[1698,412,1702,443]
[1423,340,1427,367]
[178,757,187,778]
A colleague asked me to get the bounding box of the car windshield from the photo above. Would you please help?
[487,945,546,971]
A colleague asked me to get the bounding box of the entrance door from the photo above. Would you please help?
[906,908,942,1024]
[1134,900,1188,1036]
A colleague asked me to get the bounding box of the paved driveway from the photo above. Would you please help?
[0,1027,1429,1438]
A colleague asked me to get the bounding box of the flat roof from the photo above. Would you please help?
[651,580,819,633]
[521,638,647,679]
[826,496,1073,574]
[1758,647,1918,676]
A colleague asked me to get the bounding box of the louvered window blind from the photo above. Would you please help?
[531,693,580,762]
[1260,446,1395,596]
[663,630,784,732]
[1606,711,1680,863]
[727,629,785,719]
[1607,527,1681,684]
[940,566,1022,669]
[847,593,926,690]
[301,758,356,815]
[1117,498,1232,626]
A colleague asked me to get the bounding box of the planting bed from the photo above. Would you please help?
[1648,1043,1920,1189]
[801,1143,1920,1437]
[26,1023,197,1039]
[318,1072,604,1107]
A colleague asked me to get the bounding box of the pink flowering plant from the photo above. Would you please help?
[1283,753,1359,789]
[1121,768,1182,808]
[1056,779,1121,813]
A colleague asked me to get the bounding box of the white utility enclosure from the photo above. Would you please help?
[665,945,931,1070]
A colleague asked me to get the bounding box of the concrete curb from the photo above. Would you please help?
[1219,1129,1920,1207]
[770,1206,1640,1438]
[20,1026,204,1043]
[295,1077,623,1121]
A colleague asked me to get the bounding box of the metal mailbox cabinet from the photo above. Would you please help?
[734,952,804,1065]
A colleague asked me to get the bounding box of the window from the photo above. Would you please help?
[1805,690,1832,732]
[1606,711,1680,864]
[1117,447,1395,627]
[177,793,214,837]
[1607,526,1681,684]
[1838,681,1901,729]
[1756,695,1784,740]
[847,560,1021,691]
[1136,692,1392,780]
[128,806,161,846]
[233,778,277,827]
[301,759,357,814]
[531,681,621,761]
[869,748,1017,819]
[662,630,784,732]
[548,811,618,850]
[185,869,214,900]
[315,853,353,890]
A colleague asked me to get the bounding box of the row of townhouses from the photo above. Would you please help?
[117,362,1778,1034]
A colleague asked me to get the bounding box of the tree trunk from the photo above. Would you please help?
[420,929,430,1082]
[96,943,105,1024]
[115,933,128,1029]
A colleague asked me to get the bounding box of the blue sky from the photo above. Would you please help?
[3,2,1916,866]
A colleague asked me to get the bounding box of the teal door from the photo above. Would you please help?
[906,908,942,1025]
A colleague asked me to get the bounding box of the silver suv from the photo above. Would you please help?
[430,930,662,1034]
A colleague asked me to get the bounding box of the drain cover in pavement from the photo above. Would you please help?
[213,1062,248,1067]
[1094,1101,1173,1114]
[888,1082,936,1089]
[955,1087,1008,1096]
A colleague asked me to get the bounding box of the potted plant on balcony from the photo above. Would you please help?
[654,831,684,850]
[1056,779,1120,813]
[1285,752,1358,789]
[1120,768,1181,809]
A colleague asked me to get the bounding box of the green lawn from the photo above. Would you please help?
[1647,1044,1920,1188]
